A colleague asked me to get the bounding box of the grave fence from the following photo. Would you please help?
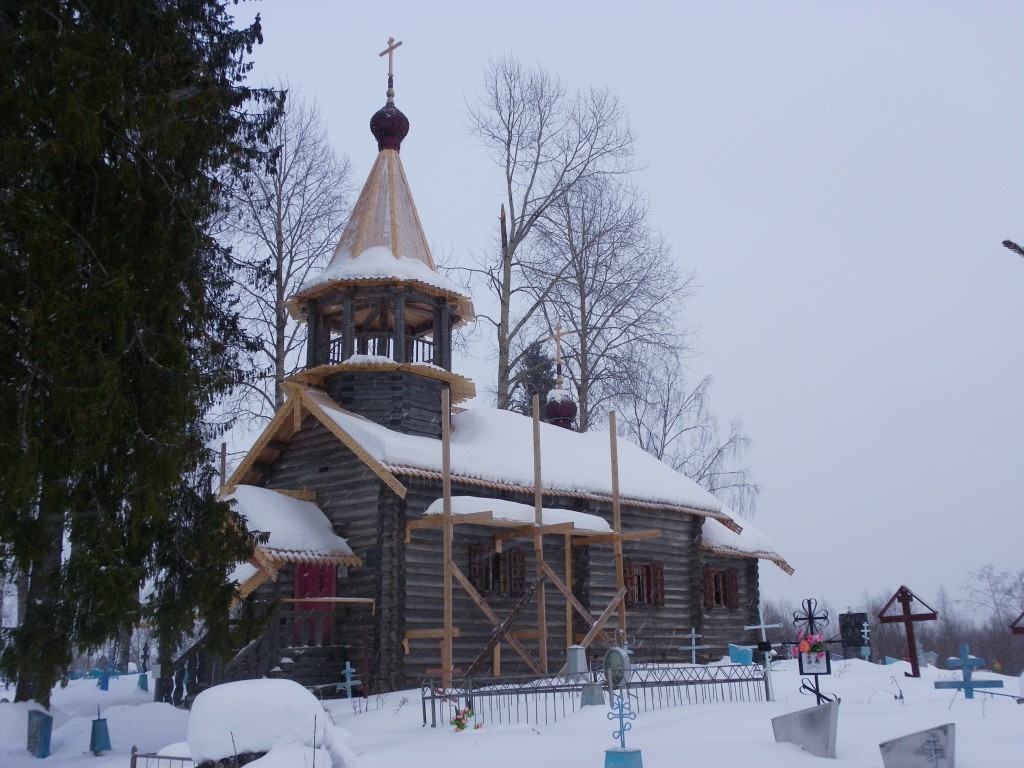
[129,746,196,768]
[420,662,768,728]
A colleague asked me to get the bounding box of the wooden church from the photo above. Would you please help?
[217,51,793,694]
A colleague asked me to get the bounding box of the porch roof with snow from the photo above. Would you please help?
[225,485,363,598]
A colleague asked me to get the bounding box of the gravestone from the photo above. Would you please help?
[839,612,868,658]
[26,710,53,759]
[771,700,839,758]
[879,723,954,768]
[566,644,588,675]
[728,644,753,665]
[90,706,112,755]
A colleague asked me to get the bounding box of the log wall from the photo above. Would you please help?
[323,370,444,438]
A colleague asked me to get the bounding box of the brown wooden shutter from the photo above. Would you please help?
[725,568,739,609]
[703,567,715,609]
[652,562,665,607]
[624,558,635,606]
[509,548,525,597]
[469,545,486,592]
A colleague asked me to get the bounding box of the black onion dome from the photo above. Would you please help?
[370,102,409,152]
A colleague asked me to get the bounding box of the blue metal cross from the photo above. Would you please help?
[933,642,1003,699]
[608,694,636,749]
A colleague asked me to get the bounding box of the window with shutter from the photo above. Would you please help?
[704,567,740,610]
[624,558,636,606]
[508,548,525,597]
[468,545,487,592]
[725,568,740,609]
[652,562,665,607]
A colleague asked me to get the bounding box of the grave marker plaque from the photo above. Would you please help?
[879,723,954,768]
[840,612,868,657]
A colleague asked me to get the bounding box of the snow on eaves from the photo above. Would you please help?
[299,244,464,297]
[423,496,612,533]
[225,485,354,558]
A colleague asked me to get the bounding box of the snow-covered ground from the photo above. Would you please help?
[1,658,1020,767]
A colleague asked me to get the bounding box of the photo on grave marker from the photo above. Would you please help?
[799,650,831,676]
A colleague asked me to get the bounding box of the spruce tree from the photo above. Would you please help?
[508,341,557,417]
[0,1,281,705]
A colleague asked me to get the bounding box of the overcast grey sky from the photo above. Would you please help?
[241,1,1024,615]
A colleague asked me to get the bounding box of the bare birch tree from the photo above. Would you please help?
[226,93,353,423]
[619,354,761,517]
[465,55,636,408]
[525,176,685,431]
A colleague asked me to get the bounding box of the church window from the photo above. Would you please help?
[468,545,525,597]
[624,559,665,607]
[703,567,740,610]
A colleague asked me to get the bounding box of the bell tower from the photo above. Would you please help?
[285,40,475,437]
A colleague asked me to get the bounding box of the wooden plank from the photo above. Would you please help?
[609,412,625,636]
[463,573,547,678]
[405,628,462,640]
[442,388,454,684]
[579,585,628,649]
[541,561,610,644]
[494,522,576,540]
[572,530,661,547]
[404,511,498,542]
[532,396,548,674]
[449,562,544,675]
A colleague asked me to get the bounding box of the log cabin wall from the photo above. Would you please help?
[698,552,761,659]
[401,479,573,683]
[587,505,705,661]
[256,416,389,684]
[323,371,444,438]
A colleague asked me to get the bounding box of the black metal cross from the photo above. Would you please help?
[793,598,830,635]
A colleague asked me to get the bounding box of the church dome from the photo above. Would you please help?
[370,102,409,152]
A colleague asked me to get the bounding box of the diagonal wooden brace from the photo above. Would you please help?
[464,573,548,678]
[449,562,544,675]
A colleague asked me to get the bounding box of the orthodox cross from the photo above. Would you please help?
[548,322,566,388]
[861,621,871,659]
[681,627,709,665]
[607,694,636,749]
[793,598,829,635]
[745,603,783,701]
[933,642,1003,700]
[379,37,403,102]
[877,585,937,678]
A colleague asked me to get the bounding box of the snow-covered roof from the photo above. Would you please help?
[289,145,473,319]
[320,402,724,512]
[226,485,360,567]
[423,496,613,534]
[701,507,793,573]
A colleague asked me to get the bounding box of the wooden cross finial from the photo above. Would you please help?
[379,36,403,78]
[548,323,565,387]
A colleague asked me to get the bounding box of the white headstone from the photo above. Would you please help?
[771,701,839,759]
[879,723,955,768]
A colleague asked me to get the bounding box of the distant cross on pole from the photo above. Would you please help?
[548,322,566,388]
[745,603,783,701]
[861,621,871,660]
[681,627,709,665]
[378,37,403,102]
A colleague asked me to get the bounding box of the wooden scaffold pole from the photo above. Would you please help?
[609,411,626,639]
[531,394,548,673]
[441,388,454,684]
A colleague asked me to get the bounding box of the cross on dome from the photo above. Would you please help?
[379,36,403,103]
